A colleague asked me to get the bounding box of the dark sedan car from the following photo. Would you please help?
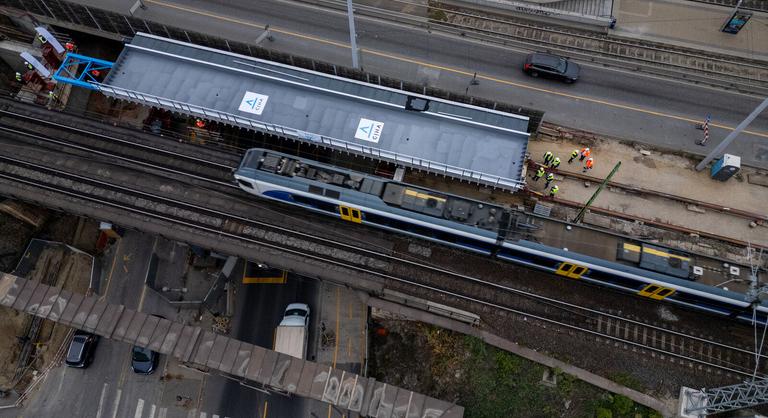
[131,345,159,374]
[65,330,99,368]
[523,53,580,83]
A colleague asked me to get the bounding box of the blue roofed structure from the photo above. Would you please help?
[100,33,531,190]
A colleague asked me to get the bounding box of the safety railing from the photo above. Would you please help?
[97,83,525,190]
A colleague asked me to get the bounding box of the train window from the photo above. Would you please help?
[309,185,324,196]
[656,288,674,297]
[237,179,254,189]
[560,263,573,271]
[325,189,341,199]
[339,205,362,223]
[341,207,350,216]
[572,266,587,276]
[351,209,362,222]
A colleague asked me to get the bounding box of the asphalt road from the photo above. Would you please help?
[200,273,323,418]
[57,0,768,169]
[2,233,228,418]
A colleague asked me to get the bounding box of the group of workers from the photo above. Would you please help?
[532,147,596,198]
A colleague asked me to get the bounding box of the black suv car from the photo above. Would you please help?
[65,330,99,368]
[131,345,159,375]
[523,53,580,83]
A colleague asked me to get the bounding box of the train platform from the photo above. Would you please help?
[526,130,768,250]
[98,33,531,190]
[611,0,768,61]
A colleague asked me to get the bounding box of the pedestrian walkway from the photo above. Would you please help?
[612,0,768,61]
[528,134,768,248]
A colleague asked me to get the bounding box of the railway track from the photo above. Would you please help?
[299,0,768,94]
[0,144,763,380]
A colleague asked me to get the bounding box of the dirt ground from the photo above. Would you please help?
[369,314,662,418]
[0,210,98,392]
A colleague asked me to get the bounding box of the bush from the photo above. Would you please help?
[596,407,613,418]
[612,395,634,415]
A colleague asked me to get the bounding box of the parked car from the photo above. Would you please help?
[131,345,158,375]
[65,330,99,368]
[523,53,580,83]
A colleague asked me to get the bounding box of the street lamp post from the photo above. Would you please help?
[346,0,360,69]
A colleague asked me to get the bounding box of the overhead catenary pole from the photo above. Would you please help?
[695,97,768,171]
[573,161,621,224]
[346,0,360,69]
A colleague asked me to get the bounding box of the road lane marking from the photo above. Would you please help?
[262,400,269,418]
[186,409,196,418]
[134,399,145,418]
[148,404,156,418]
[95,383,109,418]
[145,0,768,140]
[110,389,122,418]
[158,407,168,418]
[200,412,207,418]
[213,415,220,418]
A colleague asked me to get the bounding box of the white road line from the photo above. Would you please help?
[213,415,219,418]
[134,399,145,418]
[187,409,197,418]
[110,389,122,418]
[200,412,207,418]
[95,383,109,418]
[158,407,167,418]
[148,404,156,418]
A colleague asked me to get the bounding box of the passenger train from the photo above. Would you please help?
[234,149,767,324]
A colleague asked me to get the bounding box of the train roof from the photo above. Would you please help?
[239,149,507,232]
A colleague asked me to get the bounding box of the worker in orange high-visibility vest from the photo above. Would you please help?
[583,157,594,173]
[579,147,591,161]
[195,118,206,128]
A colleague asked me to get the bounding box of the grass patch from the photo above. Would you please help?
[370,319,664,417]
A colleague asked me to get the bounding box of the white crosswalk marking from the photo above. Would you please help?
[134,399,144,418]
[187,409,197,418]
[95,383,109,418]
[158,407,168,418]
[200,412,207,418]
[110,389,122,418]
[148,404,156,418]
[212,415,219,418]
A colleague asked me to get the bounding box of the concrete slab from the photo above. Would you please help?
[135,315,159,347]
[70,296,97,329]
[309,366,332,401]
[25,282,50,315]
[58,292,84,327]
[296,361,317,397]
[191,330,216,366]
[160,322,184,355]
[281,357,305,393]
[231,341,255,378]
[244,345,267,382]
[147,318,172,352]
[348,375,370,412]
[338,373,358,409]
[376,385,398,418]
[205,334,230,370]
[96,304,124,337]
[392,389,411,418]
[268,353,293,390]
[359,377,378,415]
[405,393,425,418]
[112,308,137,341]
[36,286,62,319]
[422,399,452,418]
[11,278,38,311]
[123,311,149,344]
[322,368,344,404]
[366,381,387,418]
[219,339,241,375]
[172,325,197,360]
[47,289,73,322]
[256,350,278,385]
[83,300,109,332]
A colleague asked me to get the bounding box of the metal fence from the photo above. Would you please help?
[0,0,544,133]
